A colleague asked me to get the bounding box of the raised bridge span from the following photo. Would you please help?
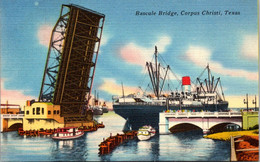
[38,4,105,123]
[159,111,242,134]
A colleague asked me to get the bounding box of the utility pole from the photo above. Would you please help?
[252,95,257,111]
[243,93,248,111]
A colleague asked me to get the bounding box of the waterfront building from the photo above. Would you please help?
[23,101,95,131]
[0,102,21,114]
[23,102,64,130]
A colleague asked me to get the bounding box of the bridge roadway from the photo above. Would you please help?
[159,111,242,134]
[1,114,24,132]
[1,114,24,119]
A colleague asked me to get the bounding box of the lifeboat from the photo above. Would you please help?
[52,127,84,140]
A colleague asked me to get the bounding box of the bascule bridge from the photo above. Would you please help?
[22,4,105,130]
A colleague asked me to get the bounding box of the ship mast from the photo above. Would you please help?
[146,46,169,100]
[155,46,159,99]
[196,64,226,101]
[121,82,125,103]
[207,64,211,93]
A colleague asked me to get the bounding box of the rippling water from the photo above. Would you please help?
[0,111,230,161]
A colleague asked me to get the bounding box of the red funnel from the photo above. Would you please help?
[182,76,191,85]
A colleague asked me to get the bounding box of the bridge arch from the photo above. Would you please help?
[169,123,202,133]
[209,122,241,133]
[8,123,23,131]
[7,119,23,126]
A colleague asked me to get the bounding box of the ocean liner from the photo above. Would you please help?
[113,46,228,130]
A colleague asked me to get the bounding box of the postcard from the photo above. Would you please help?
[0,0,258,161]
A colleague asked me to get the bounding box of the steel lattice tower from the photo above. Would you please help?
[39,4,105,123]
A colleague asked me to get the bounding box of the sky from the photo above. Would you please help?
[0,0,259,108]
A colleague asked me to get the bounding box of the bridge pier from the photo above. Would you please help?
[159,113,170,134]
[1,118,7,132]
[203,129,210,135]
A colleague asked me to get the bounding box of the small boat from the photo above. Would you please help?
[102,102,109,113]
[52,127,84,140]
[137,125,156,141]
[91,91,106,115]
[102,108,108,113]
[102,106,109,113]
[93,106,103,115]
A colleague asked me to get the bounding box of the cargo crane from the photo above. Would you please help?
[195,64,226,103]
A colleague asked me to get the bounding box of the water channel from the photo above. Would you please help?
[0,111,230,161]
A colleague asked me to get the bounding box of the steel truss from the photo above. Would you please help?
[39,4,105,122]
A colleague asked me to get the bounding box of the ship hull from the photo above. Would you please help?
[113,102,228,130]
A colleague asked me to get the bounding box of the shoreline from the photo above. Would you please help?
[204,129,259,141]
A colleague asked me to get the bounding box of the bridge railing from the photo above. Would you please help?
[163,111,242,118]
[1,114,24,119]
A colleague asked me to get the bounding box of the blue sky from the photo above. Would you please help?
[1,0,258,108]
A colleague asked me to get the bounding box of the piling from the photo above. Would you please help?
[98,130,137,155]
[18,122,105,137]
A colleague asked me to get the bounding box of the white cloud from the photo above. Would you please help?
[34,1,39,6]
[185,46,258,81]
[185,46,211,65]
[0,78,36,108]
[100,33,111,46]
[119,36,172,66]
[241,34,258,60]
[119,36,184,83]
[38,24,52,47]
[120,43,153,66]
[99,78,139,96]
[155,36,172,53]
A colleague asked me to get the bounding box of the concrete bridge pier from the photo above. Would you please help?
[202,129,210,135]
[159,113,170,134]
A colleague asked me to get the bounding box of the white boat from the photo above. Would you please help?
[137,125,156,141]
[100,101,109,113]
[52,127,84,140]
